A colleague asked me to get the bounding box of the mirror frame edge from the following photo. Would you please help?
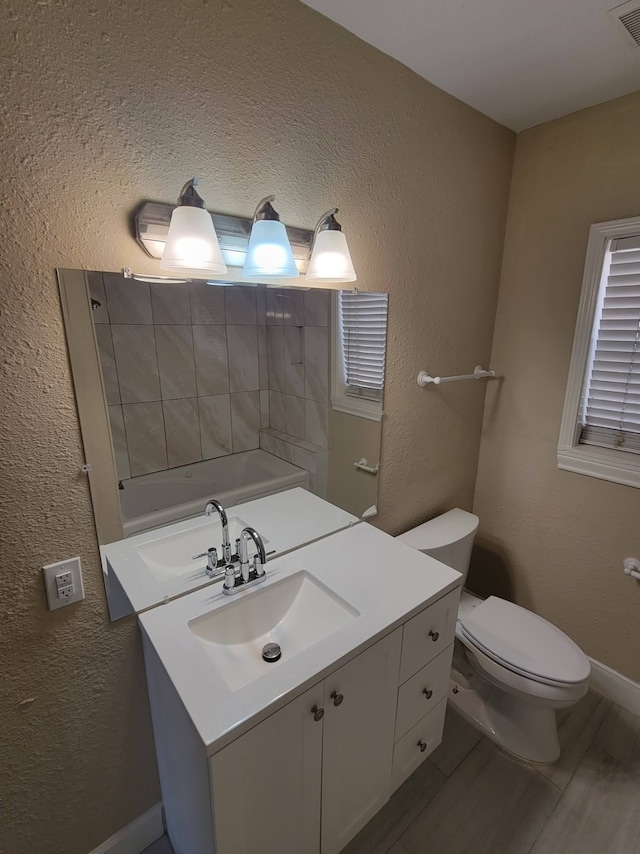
[57,268,123,545]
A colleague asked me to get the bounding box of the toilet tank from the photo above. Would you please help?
[396,509,479,584]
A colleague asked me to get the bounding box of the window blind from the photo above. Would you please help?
[339,291,389,401]
[580,235,640,454]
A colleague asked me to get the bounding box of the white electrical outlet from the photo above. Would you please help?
[43,557,85,610]
[57,584,75,600]
[55,570,73,588]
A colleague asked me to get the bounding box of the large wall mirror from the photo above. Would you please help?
[58,269,388,619]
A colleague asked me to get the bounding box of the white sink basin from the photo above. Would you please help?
[136,516,268,583]
[188,571,360,690]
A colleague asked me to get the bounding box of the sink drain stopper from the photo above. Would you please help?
[262,642,282,663]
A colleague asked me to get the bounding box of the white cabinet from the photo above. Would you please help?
[389,588,460,794]
[321,630,401,854]
[210,684,324,854]
[143,586,460,854]
[399,589,459,683]
[391,699,448,791]
[395,646,452,741]
[209,630,402,854]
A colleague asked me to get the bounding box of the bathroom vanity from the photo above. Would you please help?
[137,513,461,854]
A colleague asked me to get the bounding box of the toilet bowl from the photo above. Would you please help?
[397,509,591,764]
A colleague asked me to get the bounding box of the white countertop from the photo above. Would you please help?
[102,488,359,615]
[139,522,462,755]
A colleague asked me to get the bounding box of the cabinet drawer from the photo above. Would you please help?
[395,645,452,741]
[399,588,459,683]
[391,698,447,792]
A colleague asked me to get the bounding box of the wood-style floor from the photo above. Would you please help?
[144,690,640,854]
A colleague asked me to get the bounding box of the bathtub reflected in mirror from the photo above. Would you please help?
[120,450,309,537]
[58,268,386,619]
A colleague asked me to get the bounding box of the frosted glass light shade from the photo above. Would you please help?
[160,206,227,276]
[243,219,298,279]
[305,229,356,283]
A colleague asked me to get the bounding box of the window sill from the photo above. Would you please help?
[557,445,640,489]
[331,395,383,423]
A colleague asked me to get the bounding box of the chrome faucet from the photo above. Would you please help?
[204,499,233,564]
[192,499,234,577]
[193,501,270,592]
[223,526,268,595]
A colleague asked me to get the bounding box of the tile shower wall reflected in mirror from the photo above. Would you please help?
[88,273,331,499]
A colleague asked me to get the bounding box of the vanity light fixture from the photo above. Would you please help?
[160,179,228,277]
[305,209,356,283]
[242,196,299,279]
[133,194,351,287]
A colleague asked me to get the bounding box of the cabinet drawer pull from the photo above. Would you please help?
[422,688,433,700]
[330,691,344,707]
[311,705,324,722]
[417,740,428,753]
[428,630,440,642]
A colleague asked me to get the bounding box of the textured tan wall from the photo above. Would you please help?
[0,1,513,851]
[473,90,640,681]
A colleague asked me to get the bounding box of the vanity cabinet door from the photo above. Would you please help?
[210,683,324,854]
[320,628,402,854]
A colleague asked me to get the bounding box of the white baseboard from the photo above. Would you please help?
[89,803,164,854]
[589,657,640,717]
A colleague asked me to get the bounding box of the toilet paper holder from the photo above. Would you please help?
[623,557,640,580]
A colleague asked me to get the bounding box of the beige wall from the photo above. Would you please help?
[0,1,513,851]
[473,90,640,682]
[328,410,381,518]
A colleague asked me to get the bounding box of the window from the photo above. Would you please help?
[558,216,640,488]
[331,290,389,422]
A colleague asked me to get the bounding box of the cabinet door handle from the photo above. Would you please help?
[311,705,324,722]
[423,688,433,700]
[417,740,428,753]
[429,630,440,642]
[330,691,344,707]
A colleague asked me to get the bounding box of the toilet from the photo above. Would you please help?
[397,509,591,764]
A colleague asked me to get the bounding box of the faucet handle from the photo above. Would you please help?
[223,565,237,592]
[253,553,265,577]
[205,547,220,577]
[193,546,217,561]
[192,547,220,571]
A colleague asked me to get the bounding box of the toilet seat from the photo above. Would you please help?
[458,596,591,687]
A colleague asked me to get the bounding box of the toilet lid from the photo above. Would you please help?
[459,596,590,685]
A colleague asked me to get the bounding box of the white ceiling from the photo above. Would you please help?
[301,0,640,131]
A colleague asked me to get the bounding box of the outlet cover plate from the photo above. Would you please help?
[43,557,85,610]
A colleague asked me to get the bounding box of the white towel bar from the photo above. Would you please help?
[417,365,495,387]
[354,458,379,475]
[623,557,640,581]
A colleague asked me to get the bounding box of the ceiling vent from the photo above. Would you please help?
[609,1,640,47]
